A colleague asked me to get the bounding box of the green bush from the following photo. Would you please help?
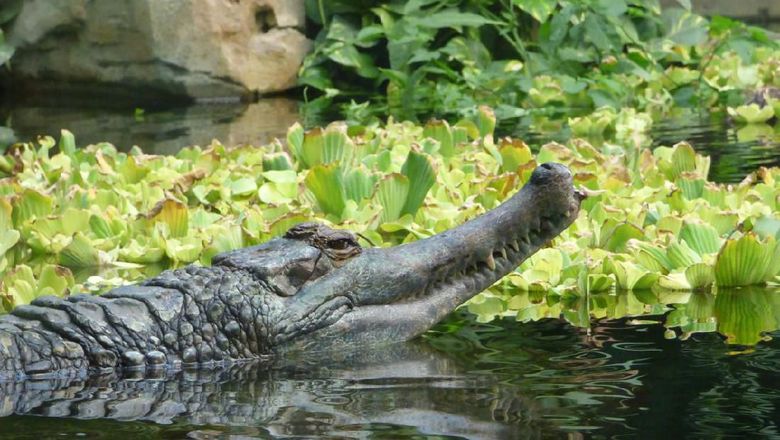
[300,0,779,134]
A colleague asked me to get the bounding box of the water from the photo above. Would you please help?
[0,98,300,155]
[4,101,780,183]
[1,287,778,439]
[509,109,780,184]
[1,102,780,437]
[652,110,780,183]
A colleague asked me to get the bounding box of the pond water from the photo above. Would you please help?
[1,102,780,438]
[0,98,300,156]
[1,287,778,439]
[510,109,780,184]
[4,101,780,183]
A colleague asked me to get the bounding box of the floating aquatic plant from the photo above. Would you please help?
[1,119,778,344]
[727,104,775,124]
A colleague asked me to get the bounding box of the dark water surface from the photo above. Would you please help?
[4,101,780,183]
[511,109,780,184]
[652,111,780,183]
[0,98,300,155]
[1,287,779,439]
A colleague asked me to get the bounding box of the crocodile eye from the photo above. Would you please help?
[328,238,353,250]
[321,234,361,263]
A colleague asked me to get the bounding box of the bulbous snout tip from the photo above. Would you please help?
[530,162,572,185]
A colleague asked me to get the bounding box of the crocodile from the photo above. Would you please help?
[0,162,584,381]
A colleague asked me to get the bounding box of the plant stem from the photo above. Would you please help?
[318,0,328,29]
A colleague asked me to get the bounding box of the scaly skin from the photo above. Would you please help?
[0,163,584,381]
[0,267,277,380]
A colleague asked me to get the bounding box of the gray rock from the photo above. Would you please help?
[4,0,311,100]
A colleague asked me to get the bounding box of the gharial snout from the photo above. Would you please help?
[278,162,586,349]
[286,162,585,312]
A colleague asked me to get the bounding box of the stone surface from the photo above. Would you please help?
[4,0,311,100]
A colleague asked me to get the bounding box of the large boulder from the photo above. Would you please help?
[4,0,311,100]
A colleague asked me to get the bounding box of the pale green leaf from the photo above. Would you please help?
[36,264,74,297]
[305,164,346,217]
[377,173,410,224]
[680,222,721,255]
[715,234,780,287]
[423,120,455,157]
[59,232,100,268]
[685,263,714,290]
[148,199,189,238]
[727,104,775,124]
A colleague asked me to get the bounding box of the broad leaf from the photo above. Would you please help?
[305,164,347,217]
[401,151,435,216]
[377,173,410,223]
[511,0,558,23]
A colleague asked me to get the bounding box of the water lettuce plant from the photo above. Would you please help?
[470,285,780,346]
[1,117,779,342]
[727,103,775,124]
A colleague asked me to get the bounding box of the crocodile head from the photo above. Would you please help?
[214,162,585,351]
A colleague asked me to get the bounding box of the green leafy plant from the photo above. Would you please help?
[727,104,775,124]
[300,0,779,146]
[0,0,21,65]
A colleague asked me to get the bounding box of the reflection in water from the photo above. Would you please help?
[548,285,780,347]
[510,109,780,183]
[1,98,300,155]
[0,342,533,439]
[652,111,780,184]
[712,287,780,345]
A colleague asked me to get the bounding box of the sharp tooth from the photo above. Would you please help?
[486,254,496,271]
[509,240,520,252]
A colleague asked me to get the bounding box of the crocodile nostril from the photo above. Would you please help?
[540,163,553,170]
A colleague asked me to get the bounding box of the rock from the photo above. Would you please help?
[4,0,311,100]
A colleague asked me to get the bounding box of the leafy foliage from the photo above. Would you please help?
[0,0,20,65]
[300,0,779,143]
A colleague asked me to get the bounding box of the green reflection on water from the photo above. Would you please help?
[712,287,780,345]
[506,286,780,346]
